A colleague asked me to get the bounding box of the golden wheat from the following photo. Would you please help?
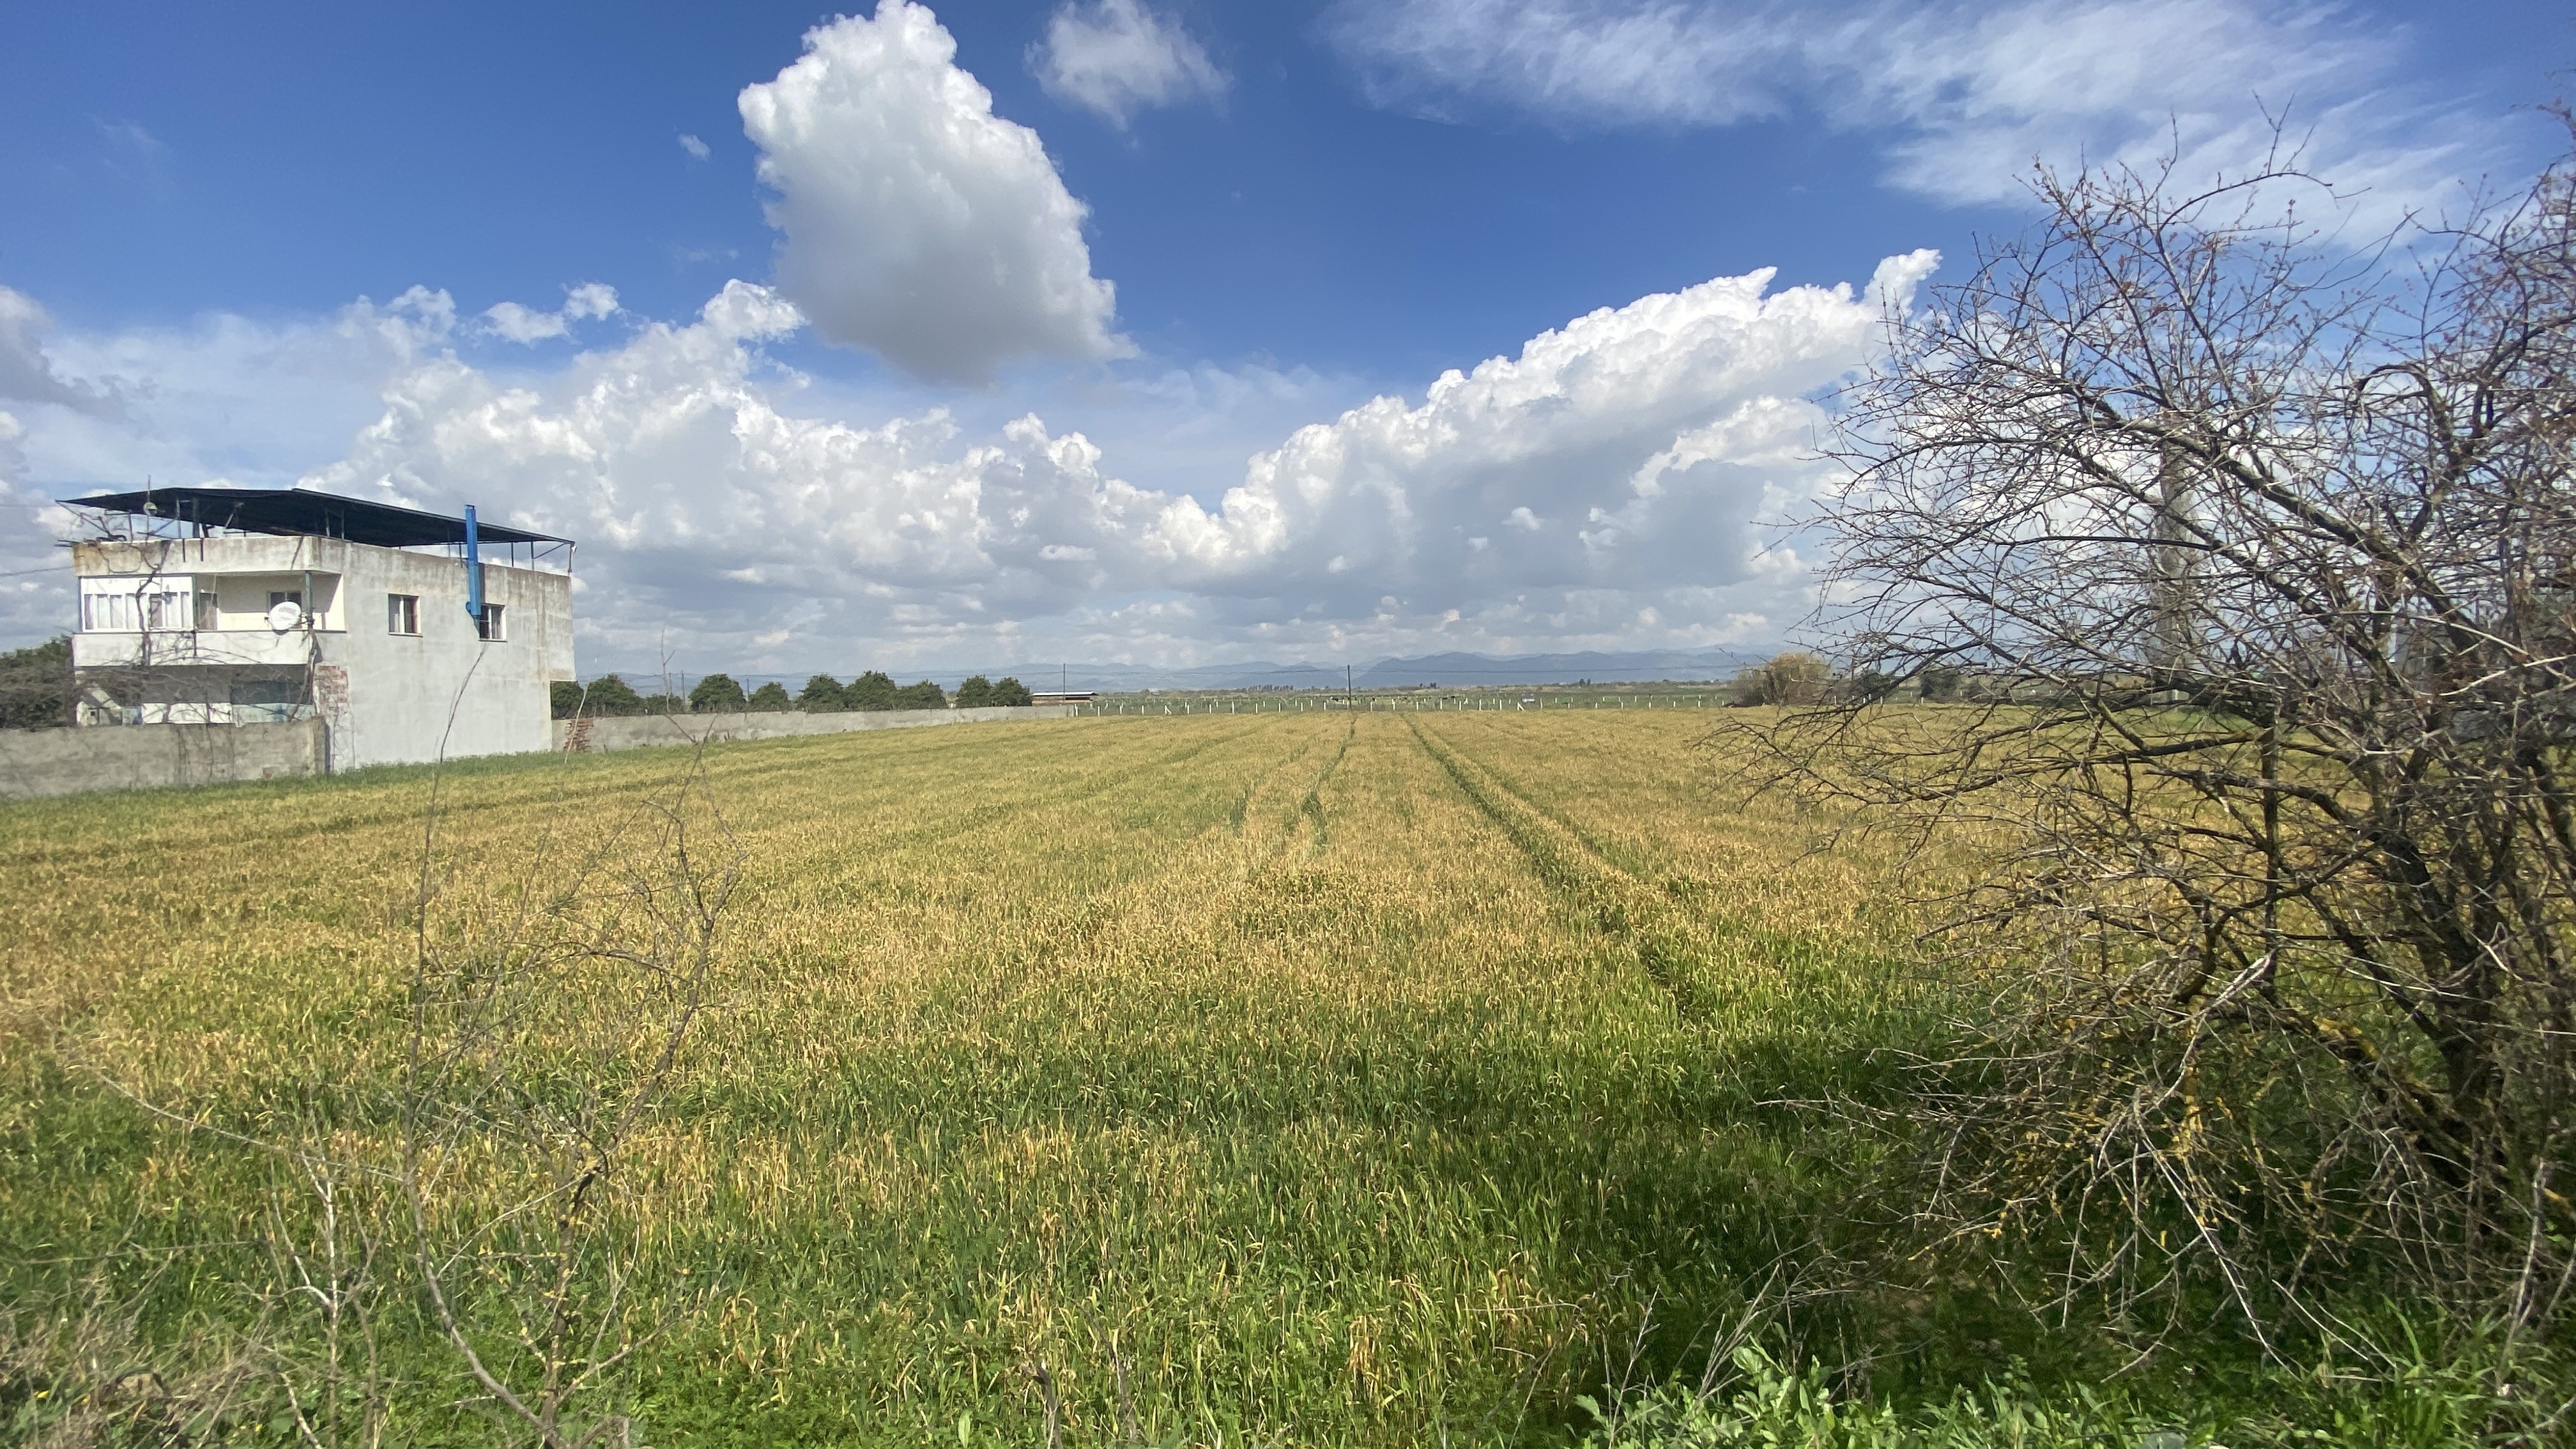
[0,712,1920,1446]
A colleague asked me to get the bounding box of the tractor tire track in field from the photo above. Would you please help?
[808,717,1344,1002]
[1222,714,1353,871]
[1404,715,1719,1022]
[1229,724,1328,836]
[1004,716,1353,979]
[1421,720,1670,884]
[839,718,1278,859]
[1297,717,1356,850]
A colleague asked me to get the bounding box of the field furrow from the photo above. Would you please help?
[1,713,1908,1447]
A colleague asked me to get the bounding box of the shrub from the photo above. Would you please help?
[845,671,899,711]
[0,636,70,728]
[1728,653,1831,706]
[954,675,994,709]
[746,681,793,712]
[1842,670,1899,704]
[688,674,747,713]
[797,674,846,712]
[894,680,947,710]
[990,676,1033,707]
[569,674,646,716]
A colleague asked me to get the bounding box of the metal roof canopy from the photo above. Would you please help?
[63,486,571,549]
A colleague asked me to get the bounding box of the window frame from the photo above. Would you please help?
[475,603,507,642]
[388,593,420,636]
[80,579,195,633]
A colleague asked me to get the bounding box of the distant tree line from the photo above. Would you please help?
[550,670,1031,719]
[953,675,1033,708]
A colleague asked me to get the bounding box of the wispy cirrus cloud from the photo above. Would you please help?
[1031,0,1228,128]
[1325,0,2524,226]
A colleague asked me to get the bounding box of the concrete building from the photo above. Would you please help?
[63,487,574,770]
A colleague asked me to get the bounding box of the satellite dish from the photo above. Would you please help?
[267,601,304,632]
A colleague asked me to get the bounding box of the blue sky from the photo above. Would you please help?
[0,1,2564,673]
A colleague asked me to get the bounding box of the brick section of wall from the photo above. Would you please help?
[553,704,1076,755]
[0,718,329,800]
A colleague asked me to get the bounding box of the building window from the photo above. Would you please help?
[268,590,302,609]
[475,604,507,641]
[81,586,194,632]
[388,594,419,635]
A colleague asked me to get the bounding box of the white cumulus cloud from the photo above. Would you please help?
[1328,0,2521,227]
[1,253,1930,668]
[482,282,622,344]
[1135,252,1938,618]
[739,0,1131,384]
[1032,0,1227,127]
[0,283,459,643]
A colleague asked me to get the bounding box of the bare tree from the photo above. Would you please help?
[398,741,739,1447]
[1740,134,2576,1345]
[1728,652,1834,707]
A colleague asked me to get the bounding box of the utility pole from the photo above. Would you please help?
[2148,431,2200,690]
[1346,663,1355,709]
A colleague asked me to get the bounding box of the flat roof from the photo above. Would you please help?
[63,486,571,549]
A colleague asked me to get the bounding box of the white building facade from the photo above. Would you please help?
[65,487,573,770]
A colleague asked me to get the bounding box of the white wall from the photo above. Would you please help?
[0,717,327,799]
[312,544,573,769]
[556,704,1075,754]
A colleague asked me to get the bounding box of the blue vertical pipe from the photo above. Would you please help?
[463,504,486,628]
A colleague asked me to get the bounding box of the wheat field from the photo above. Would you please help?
[1,712,1935,1445]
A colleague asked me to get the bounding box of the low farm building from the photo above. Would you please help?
[63,486,574,770]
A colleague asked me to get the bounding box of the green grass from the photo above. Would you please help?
[0,714,2545,1445]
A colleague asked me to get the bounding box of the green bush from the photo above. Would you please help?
[797,674,847,712]
[894,679,947,710]
[990,676,1033,706]
[954,675,995,709]
[747,681,793,711]
[845,670,899,710]
[558,673,647,717]
[689,673,747,713]
[0,636,70,728]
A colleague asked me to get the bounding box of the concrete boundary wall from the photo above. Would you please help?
[0,706,1076,802]
[553,704,1075,755]
[0,718,329,801]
